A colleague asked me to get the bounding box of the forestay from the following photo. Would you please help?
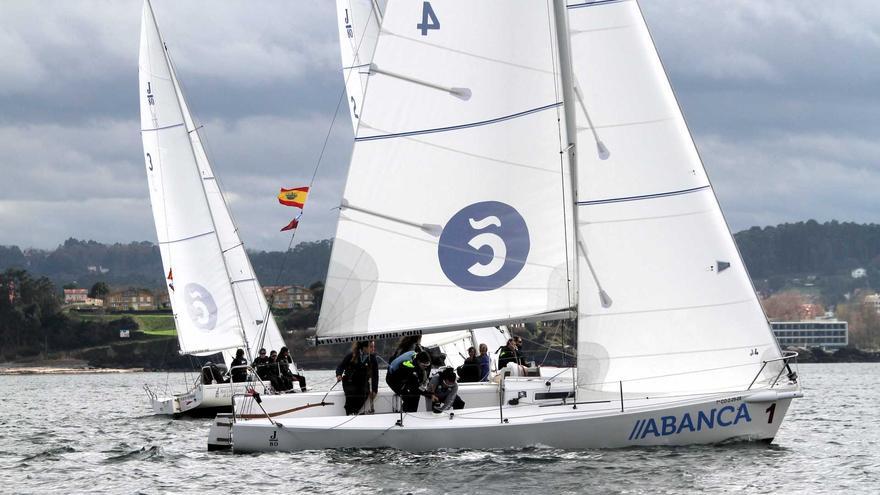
[318,0,577,343]
[139,2,263,362]
[336,0,382,130]
[567,0,782,395]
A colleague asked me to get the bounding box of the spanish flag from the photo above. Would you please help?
[278,186,309,208]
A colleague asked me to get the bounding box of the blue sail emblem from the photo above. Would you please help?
[438,201,530,291]
[183,283,218,331]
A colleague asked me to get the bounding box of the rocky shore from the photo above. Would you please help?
[0,359,143,375]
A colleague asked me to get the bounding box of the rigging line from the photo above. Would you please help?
[539,321,563,366]
[266,0,381,337]
[341,62,372,70]
[599,360,767,387]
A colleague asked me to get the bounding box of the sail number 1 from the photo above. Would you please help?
[765,403,776,424]
[417,1,440,36]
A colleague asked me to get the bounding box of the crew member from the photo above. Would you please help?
[386,350,431,412]
[457,346,481,383]
[427,367,465,412]
[230,348,248,383]
[252,348,272,381]
[336,341,377,415]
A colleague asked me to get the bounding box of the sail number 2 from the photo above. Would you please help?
[417,2,440,35]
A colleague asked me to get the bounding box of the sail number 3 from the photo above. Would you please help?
[417,1,440,36]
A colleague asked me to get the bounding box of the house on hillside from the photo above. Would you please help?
[63,288,103,308]
[106,288,155,311]
[863,293,880,313]
[262,285,315,310]
[64,288,88,304]
[155,290,171,310]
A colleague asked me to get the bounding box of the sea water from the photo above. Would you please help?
[0,363,877,494]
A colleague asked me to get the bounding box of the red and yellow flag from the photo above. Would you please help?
[278,186,309,208]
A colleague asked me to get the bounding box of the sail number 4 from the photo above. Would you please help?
[417,1,440,36]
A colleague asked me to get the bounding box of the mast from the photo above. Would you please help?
[553,0,581,312]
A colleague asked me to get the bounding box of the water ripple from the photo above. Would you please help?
[0,365,878,493]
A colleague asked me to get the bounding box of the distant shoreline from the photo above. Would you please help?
[0,366,143,375]
[0,358,143,375]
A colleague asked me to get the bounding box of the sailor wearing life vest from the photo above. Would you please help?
[385,350,432,412]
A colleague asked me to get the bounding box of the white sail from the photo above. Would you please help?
[421,326,509,370]
[317,0,577,343]
[566,0,782,395]
[336,0,382,130]
[168,46,286,361]
[139,1,281,362]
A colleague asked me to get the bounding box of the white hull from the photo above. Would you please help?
[150,380,271,417]
[229,387,800,452]
[232,368,576,419]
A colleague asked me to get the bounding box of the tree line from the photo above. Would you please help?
[0,269,135,361]
[0,238,332,291]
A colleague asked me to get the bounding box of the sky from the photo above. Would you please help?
[0,0,877,252]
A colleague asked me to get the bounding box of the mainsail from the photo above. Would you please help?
[566,0,782,395]
[317,0,577,344]
[139,1,285,364]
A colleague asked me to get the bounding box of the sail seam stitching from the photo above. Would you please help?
[577,185,710,206]
[354,102,562,142]
[158,230,214,245]
[566,0,628,10]
[141,122,185,132]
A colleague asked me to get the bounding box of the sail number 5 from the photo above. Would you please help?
[417,1,440,36]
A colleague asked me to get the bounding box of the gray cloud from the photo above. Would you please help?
[0,0,877,252]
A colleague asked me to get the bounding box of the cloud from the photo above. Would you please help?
[699,131,880,230]
[0,0,877,254]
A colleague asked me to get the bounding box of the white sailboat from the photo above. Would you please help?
[227,0,800,452]
[138,0,293,416]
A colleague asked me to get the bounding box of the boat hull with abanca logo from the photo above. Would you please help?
[227,387,801,452]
